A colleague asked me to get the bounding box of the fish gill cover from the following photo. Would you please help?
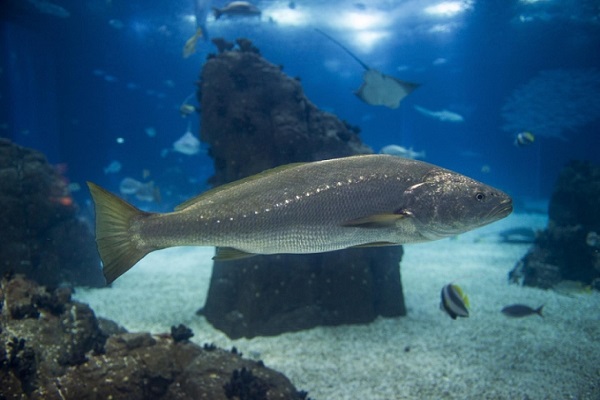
[501,68,600,140]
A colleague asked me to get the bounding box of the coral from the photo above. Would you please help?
[223,368,269,400]
[0,277,310,399]
[501,68,600,140]
[170,324,194,343]
[0,138,104,287]
[510,160,600,289]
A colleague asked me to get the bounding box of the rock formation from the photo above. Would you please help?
[0,274,310,399]
[198,38,406,339]
[509,160,600,290]
[0,138,104,287]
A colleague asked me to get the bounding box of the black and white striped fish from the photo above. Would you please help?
[440,283,470,319]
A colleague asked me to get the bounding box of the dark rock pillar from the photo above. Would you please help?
[198,39,406,339]
[509,160,600,290]
[0,139,104,287]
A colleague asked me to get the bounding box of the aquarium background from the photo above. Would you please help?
[2,0,599,212]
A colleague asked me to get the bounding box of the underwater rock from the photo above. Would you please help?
[0,138,104,287]
[198,39,405,339]
[510,160,600,290]
[0,276,309,399]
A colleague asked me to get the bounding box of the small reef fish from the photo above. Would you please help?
[183,27,204,58]
[551,280,592,297]
[501,304,544,318]
[145,127,157,138]
[119,178,161,203]
[103,160,122,175]
[514,131,535,147]
[414,105,464,122]
[179,92,197,117]
[87,154,513,284]
[440,283,469,319]
[173,121,201,155]
[213,1,261,20]
[380,145,426,160]
[585,231,600,248]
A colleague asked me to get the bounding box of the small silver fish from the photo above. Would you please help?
[212,1,261,20]
[440,283,469,319]
[501,304,543,318]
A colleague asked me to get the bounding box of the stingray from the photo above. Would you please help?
[315,29,419,109]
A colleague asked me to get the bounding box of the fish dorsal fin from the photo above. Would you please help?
[341,213,409,229]
[174,162,308,211]
[213,247,257,261]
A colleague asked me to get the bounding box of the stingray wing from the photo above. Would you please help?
[355,70,419,109]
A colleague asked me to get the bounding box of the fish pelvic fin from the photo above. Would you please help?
[213,247,257,261]
[87,182,151,284]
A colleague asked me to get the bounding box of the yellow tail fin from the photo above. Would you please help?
[87,182,151,284]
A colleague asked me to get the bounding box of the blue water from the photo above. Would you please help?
[1,0,599,211]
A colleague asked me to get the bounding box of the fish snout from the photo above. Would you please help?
[491,195,513,220]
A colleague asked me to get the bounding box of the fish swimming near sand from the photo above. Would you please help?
[501,304,544,318]
[88,155,512,284]
[440,283,469,319]
[315,29,419,109]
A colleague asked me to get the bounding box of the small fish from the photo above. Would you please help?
[108,19,124,29]
[501,304,544,318]
[145,127,157,138]
[552,280,592,297]
[440,283,469,319]
[585,231,600,248]
[414,105,464,122]
[173,121,201,155]
[179,92,197,117]
[514,131,535,148]
[180,104,197,117]
[119,177,160,203]
[380,145,426,160]
[87,154,512,284]
[212,1,261,20]
[104,160,122,175]
[183,27,204,58]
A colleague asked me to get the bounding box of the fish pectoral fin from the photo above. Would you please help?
[349,241,399,249]
[213,247,257,261]
[342,213,407,229]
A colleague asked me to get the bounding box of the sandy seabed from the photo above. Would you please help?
[75,213,600,400]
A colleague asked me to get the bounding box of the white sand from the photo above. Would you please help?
[75,213,600,399]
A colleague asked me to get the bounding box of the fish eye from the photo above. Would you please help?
[475,192,486,202]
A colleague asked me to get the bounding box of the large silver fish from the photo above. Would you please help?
[88,155,512,284]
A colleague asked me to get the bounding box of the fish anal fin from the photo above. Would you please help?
[213,247,257,261]
[342,213,407,229]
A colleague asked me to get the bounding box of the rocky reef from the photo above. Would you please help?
[197,38,406,339]
[0,274,310,399]
[509,160,600,290]
[0,138,104,287]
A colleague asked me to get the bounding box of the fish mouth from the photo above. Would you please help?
[488,198,513,221]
